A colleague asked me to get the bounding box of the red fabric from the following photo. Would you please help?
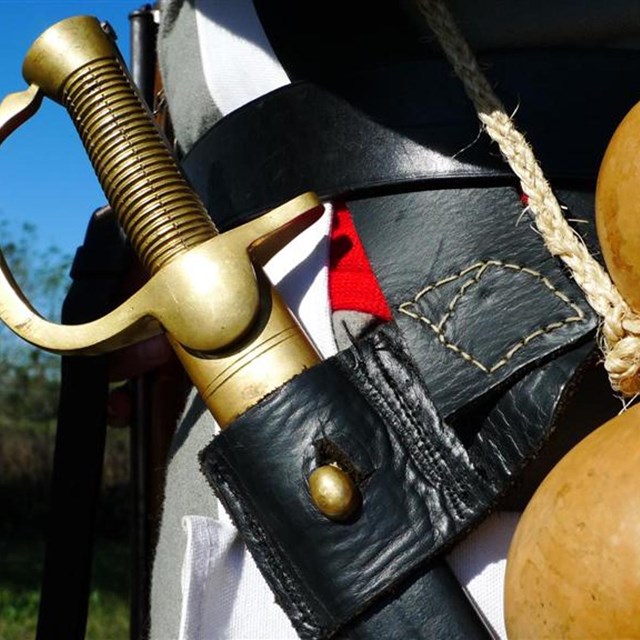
[328,203,392,321]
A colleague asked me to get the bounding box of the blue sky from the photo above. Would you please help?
[0,1,134,259]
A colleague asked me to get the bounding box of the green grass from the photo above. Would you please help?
[0,586,39,640]
[88,538,131,640]
[0,535,130,640]
[0,426,131,639]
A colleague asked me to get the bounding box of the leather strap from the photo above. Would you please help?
[349,186,597,416]
[183,50,640,229]
[36,211,129,640]
[197,186,598,639]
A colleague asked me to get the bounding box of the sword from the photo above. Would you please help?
[0,15,323,428]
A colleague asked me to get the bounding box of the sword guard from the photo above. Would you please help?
[0,100,322,358]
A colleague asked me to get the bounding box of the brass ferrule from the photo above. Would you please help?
[172,280,320,427]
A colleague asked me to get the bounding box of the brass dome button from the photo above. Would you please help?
[309,464,360,521]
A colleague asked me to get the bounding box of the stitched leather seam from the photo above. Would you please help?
[346,354,442,496]
[350,341,471,521]
[398,260,585,373]
[202,451,326,637]
[372,346,472,520]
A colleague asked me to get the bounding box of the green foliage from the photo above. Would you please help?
[0,220,70,316]
[0,220,130,638]
[0,219,71,427]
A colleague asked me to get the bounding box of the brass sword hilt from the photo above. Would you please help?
[0,16,322,426]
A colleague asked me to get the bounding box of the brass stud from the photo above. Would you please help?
[308,464,360,521]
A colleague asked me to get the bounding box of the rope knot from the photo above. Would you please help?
[605,321,640,395]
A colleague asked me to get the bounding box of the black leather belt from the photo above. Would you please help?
[183,50,640,229]
[185,50,631,639]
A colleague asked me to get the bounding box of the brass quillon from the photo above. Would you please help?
[0,16,322,426]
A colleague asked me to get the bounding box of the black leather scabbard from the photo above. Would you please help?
[184,51,633,638]
[201,324,493,639]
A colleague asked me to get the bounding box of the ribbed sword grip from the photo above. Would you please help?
[62,57,217,273]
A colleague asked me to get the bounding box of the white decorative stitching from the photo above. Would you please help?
[398,260,585,373]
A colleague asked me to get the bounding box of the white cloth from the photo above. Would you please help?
[179,513,298,640]
[448,512,521,639]
[194,0,290,116]
[178,1,519,638]
[263,204,338,359]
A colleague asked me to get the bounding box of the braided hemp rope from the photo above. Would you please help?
[415,0,640,395]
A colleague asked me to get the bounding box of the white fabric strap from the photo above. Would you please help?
[179,515,298,640]
[264,204,338,359]
[448,512,521,639]
[194,0,290,116]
